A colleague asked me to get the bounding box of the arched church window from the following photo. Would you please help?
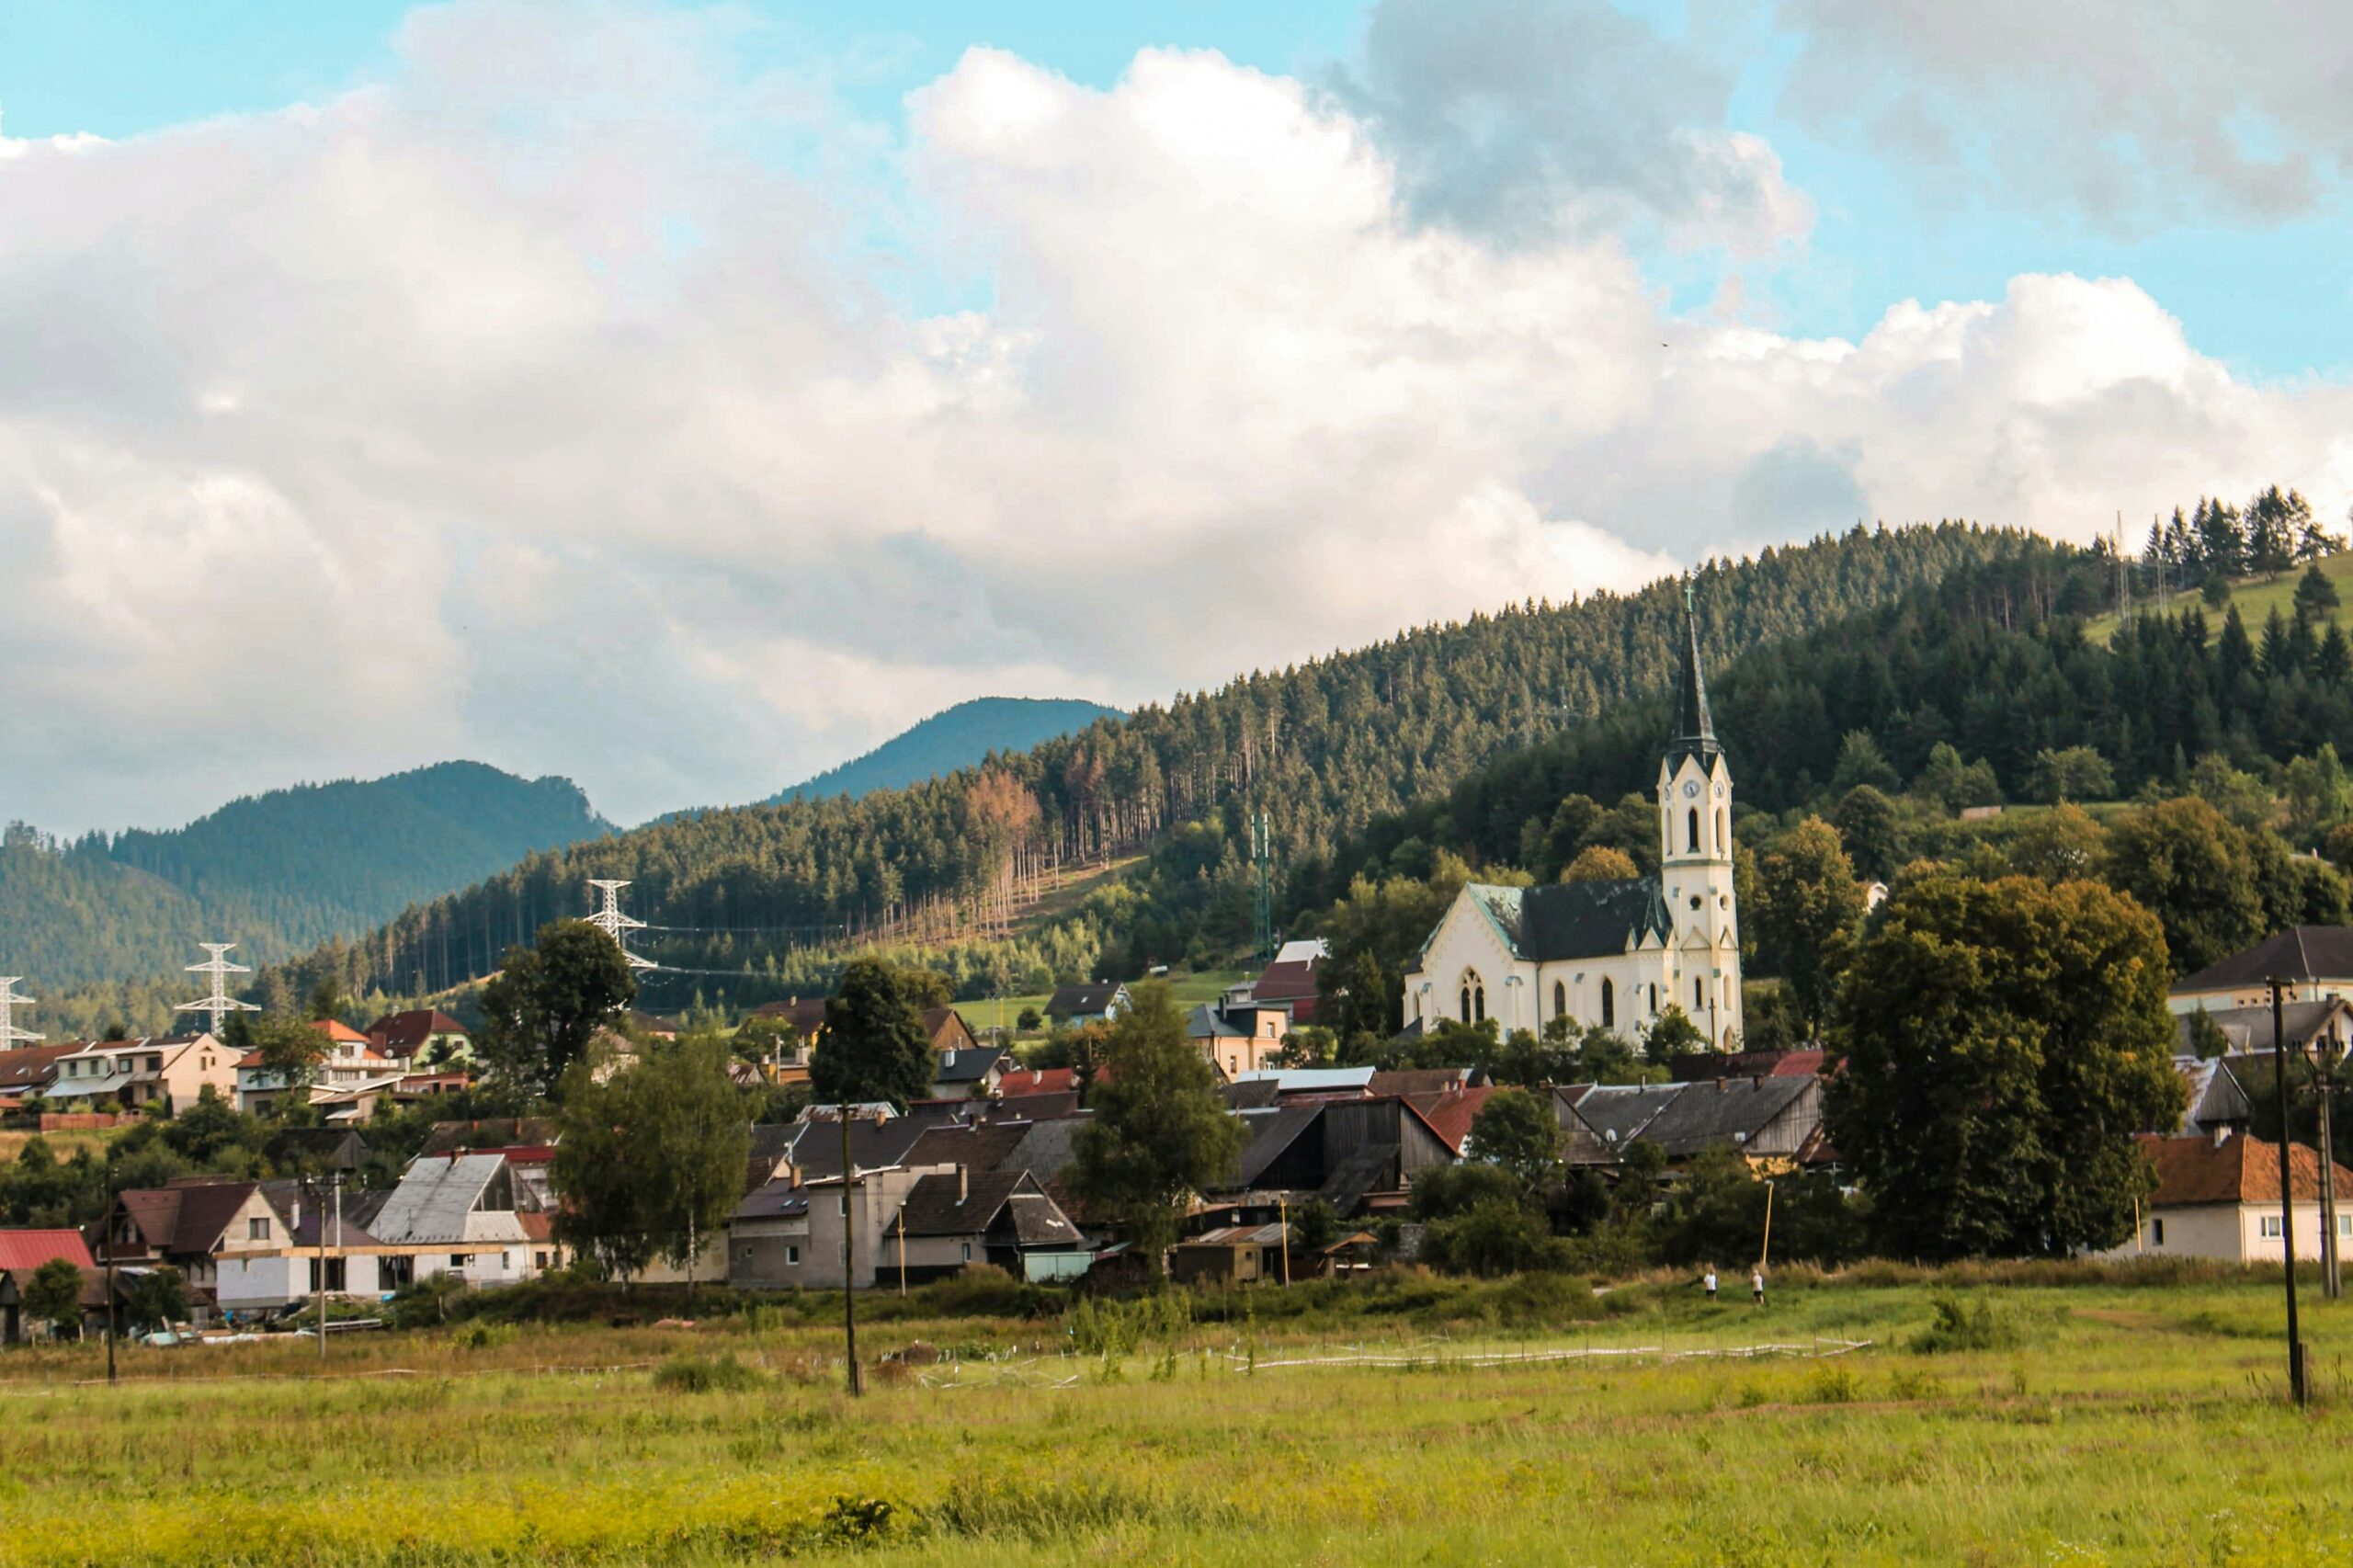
[1648,983,1658,1015]
[1599,978,1615,1028]
[1460,986,1472,1024]
[1694,977,1705,1012]
[1553,980,1566,1019]
[1460,971,1485,1024]
[1687,808,1700,853]
[1716,807,1728,849]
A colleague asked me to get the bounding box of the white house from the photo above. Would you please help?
[44,1034,233,1114]
[1404,585,1743,1049]
[2101,1132,2353,1265]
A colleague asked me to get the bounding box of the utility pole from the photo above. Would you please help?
[316,1176,329,1363]
[2315,1027,2343,1301]
[2270,975,2307,1407]
[1250,811,1274,965]
[103,1152,118,1385]
[840,1108,862,1397]
[0,977,41,1048]
[175,944,260,1038]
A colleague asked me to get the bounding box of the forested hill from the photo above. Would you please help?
[1313,540,2353,948]
[2,763,609,990]
[252,522,2022,1011]
[766,699,1124,805]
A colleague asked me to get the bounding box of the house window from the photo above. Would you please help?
[535,1251,551,1269]
[961,1242,972,1263]
[1553,981,1566,1019]
[786,1244,801,1266]
[2151,1219,2165,1246]
[1687,808,1699,853]
[1229,1055,1239,1074]
[2339,1214,2352,1239]
[2260,1215,2283,1240]
[1599,978,1615,1029]
[248,1218,270,1241]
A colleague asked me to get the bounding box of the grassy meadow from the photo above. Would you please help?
[2082,550,2353,647]
[4,1268,2351,1565]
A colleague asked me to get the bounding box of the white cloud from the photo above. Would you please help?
[1,2,2349,835]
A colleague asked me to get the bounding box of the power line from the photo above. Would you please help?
[176,943,261,1037]
[0,977,40,1048]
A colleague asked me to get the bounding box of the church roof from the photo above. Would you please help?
[1665,577,1722,771]
[1464,880,1672,964]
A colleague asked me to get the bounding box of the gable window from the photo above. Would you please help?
[1599,978,1615,1029]
[1553,980,1567,1020]
[1687,808,1700,854]
[247,1217,270,1241]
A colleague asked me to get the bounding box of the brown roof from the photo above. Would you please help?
[750,999,829,1033]
[997,1067,1076,1096]
[2141,1133,2353,1207]
[1367,1068,1472,1098]
[1409,1085,1495,1155]
[1252,958,1322,1004]
[0,1042,84,1092]
[367,1010,469,1053]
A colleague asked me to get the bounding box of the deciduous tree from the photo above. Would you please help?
[812,959,935,1110]
[476,920,638,1096]
[1067,982,1243,1258]
[1826,873,2186,1259]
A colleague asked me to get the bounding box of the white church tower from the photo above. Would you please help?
[1657,578,1742,1049]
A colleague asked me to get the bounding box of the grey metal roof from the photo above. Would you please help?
[372,1153,508,1245]
[733,1182,811,1222]
[1565,1083,1685,1147]
[932,1046,1006,1085]
[1636,1076,1814,1158]
[1231,1106,1322,1188]
[2175,927,2353,993]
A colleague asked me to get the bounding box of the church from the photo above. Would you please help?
[1402,585,1743,1050]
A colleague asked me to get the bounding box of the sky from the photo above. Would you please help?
[4,0,2352,835]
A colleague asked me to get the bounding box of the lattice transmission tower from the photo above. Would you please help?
[0,977,41,1049]
[176,943,262,1037]
[586,880,655,971]
[1250,811,1274,966]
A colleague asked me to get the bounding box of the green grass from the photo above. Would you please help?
[6,1273,2351,1564]
[2083,551,2353,647]
[973,969,1251,1040]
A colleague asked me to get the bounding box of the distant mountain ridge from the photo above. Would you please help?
[767,698,1123,805]
[2,761,610,990]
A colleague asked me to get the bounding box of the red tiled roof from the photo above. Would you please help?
[1411,1085,1496,1154]
[0,1229,96,1272]
[1770,1050,1826,1077]
[2141,1133,2353,1207]
[313,1020,370,1044]
[998,1067,1077,1096]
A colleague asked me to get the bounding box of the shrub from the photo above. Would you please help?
[652,1351,766,1392]
[1420,1200,1574,1278]
[450,1321,514,1351]
[1805,1364,1860,1403]
[1488,1271,1602,1326]
[1909,1292,2021,1354]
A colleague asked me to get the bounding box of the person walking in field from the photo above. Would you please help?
[1751,1267,1765,1307]
[1703,1267,1718,1303]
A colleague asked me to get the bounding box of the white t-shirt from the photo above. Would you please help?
[1703,1272,1717,1291]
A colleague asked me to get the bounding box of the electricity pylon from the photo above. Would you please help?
[176,944,261,1037]
[0,977,40,1048]
[586,879,655,971]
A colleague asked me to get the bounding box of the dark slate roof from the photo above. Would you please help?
[884,1170,1080,1245]
[747,1123,801,1165]
[2175,927,2353,993]
[1188,1003,1248,1040]
[1048,982,1125,1016]
[787,1118,930,1181]
[1467,880,1673,963]
[932,1046,1006,1085]
[264,1128,369,1170]
[342,1189,394,1233]
[2174,999,2348,1054]
[904,1121,1034,1174]
[1637,1076,1814,1158]
[164,1180,262,1255]
[1565,1084,1685,1147]
[1231,1106,1322,1188]
[422,1119,558,1156]
[1665,578,1721,771]
[733,1182,812,1222]
[1222,1079,1285,1110]
[992,1116,1089,1184]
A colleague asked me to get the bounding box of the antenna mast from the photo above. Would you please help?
[586,879,655,971]
[1250,812,1274,966]
[0,977,40,1049]
[176,943,261,1036]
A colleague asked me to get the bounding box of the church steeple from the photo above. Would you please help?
[1666,576,1719,768]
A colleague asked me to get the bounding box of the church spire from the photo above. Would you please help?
[1667,575,1719,766]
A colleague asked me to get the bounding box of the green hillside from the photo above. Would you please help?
[2082,551,2353,647]
[2,763,610,992]
[766,698,1124,805]
[245,522,2025,1016]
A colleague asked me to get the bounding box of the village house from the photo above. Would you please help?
[1405,590,1742,1049]
[880,1167,1088,1284]
[97,1178,308,1321]
[931,1043,1007,1100]
[44,1034,233,1115]
[729,1165,938,1291]
[365,1009,472,1065]
[0,1230,98,1343]
[2101,1132,2353,1265]
[1188,1000,1290,1079]
[2169,928,2353,1015]
[1553,1076,1824,1170]
[0,1041,82,1106]
[1046,981,1131,1027]
[236,1021,407,1119]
